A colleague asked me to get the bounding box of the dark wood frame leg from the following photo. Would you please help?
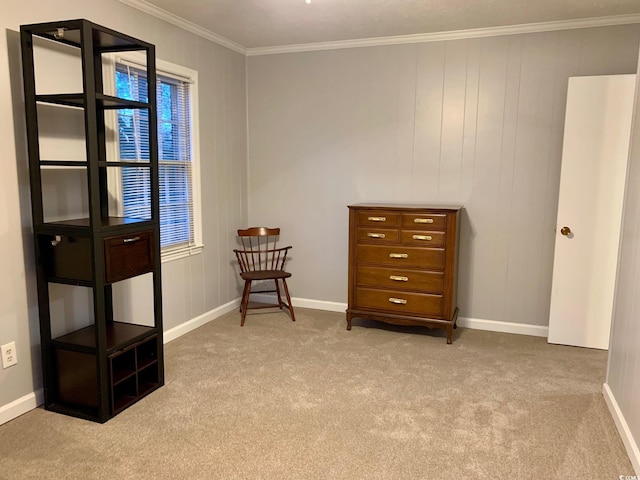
[275,278,284,309]
[240,281,249,313]
[346,312,352,331]
[240,280,252,326]
[281,278,295,322]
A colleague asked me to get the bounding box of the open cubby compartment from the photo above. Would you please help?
[138,363,160,397]
[105,164,153,221]
[48,283,94,338]
[40,166,89,224]
[109,333,160,413]
[36,102,86,165]
[112,375,137,413]
[54,348,99,415]
[110,346,136,385]
[32,34,83,96]
[111,272,156,326]
[137,335,158,369]
[137,334,161,397]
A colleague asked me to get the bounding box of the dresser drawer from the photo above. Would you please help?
[104,230,155,283]
[400,230,445,247]
[356,245,445,270]
[356,227,399,244]
[355,287,443,317]
[356,266,444,293]
[401,213,447,230]
[357,211,400,227]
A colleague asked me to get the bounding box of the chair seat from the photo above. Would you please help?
[240,270,292,281]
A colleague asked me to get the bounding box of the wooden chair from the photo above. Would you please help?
[233,227,296,326]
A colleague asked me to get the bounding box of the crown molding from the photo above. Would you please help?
[116,1,640,58]
[247,13,640,56]
[117,0,247,55]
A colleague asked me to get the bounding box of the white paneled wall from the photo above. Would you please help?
[248,25,640,326]
[607,45,640,473]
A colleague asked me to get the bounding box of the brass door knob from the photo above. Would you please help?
[560,226,571,236]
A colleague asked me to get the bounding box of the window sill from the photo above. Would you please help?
[161,244,204,263]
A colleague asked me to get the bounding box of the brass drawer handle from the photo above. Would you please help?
[389,297,408,305]
[123,236,141,243]
[389,253,408,259]
[412,235,432,241]
[414,218,434,224]
[389,275,408,282]
[368,216,387,222]
[367,233,386,239]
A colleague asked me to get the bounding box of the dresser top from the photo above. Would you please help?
[348,203,463,211]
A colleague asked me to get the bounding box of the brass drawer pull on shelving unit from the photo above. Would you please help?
[414,218,434,224]
[123,236,141,243]
[367,233,386,239]
[389,253,408,259]
[389,275,409,282]
[412,235,432,241]
[368,216,387,222]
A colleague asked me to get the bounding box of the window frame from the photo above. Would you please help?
[103,53,203,263]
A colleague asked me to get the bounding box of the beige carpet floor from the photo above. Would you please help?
[0,308,634,479]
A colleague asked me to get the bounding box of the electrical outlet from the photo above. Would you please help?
[1,342,18,369]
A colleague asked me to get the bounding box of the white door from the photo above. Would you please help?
[548,74,636,350]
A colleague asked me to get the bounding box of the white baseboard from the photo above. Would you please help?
[0,389,43,426]
[457,316,549,337]
[603,383,640,475]
[163,298,240,343]
[253,295,549,338]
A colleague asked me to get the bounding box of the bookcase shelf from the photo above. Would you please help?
[21,18,164,423]
[36,93,150,109]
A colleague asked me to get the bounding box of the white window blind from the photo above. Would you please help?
[115,63,195,251]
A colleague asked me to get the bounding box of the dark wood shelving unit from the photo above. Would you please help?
[21,19,164,423]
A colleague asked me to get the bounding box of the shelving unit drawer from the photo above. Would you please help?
[356,266,444,293]
[356,245,445,269]
[401,213,447,230]
[400,230,445,247]
[355,287,443,317]
[104,230,155,283]
[357,211,400,227]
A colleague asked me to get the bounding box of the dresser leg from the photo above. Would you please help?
[346,313,352,331]
[446,325,453,344]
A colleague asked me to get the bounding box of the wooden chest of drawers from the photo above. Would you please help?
[347,204,462,344]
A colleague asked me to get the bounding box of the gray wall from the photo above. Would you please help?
[247,25,640,325]
[1,0,246,411]
[607,45,640,469]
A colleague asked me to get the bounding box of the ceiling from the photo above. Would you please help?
[131,0,640,50]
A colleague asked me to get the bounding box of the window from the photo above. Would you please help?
[106,55,202,262]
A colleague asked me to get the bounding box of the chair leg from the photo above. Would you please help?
[281,278,295,322]
[240,280,252,326]
[240,281,250,313]
[275,279,284,309]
